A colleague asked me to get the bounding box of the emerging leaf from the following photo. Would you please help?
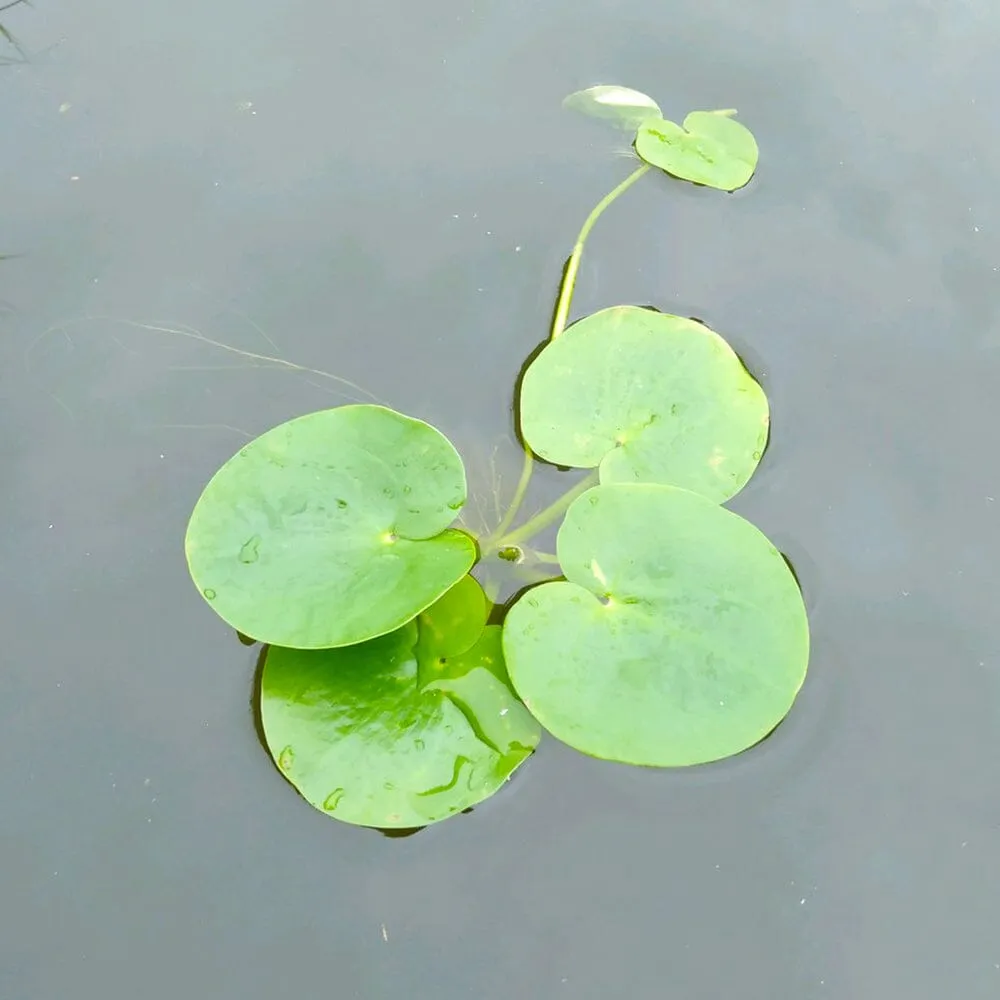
[563,85,662,130]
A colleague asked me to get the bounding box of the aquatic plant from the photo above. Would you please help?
[185,85,809,829]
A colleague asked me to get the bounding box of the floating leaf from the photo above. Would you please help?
[261,576,541,828]
[635,111,758,191]
[503,484,808,766]
[563,85,662,130]
[519,306,768,502]
[185,405,476,648]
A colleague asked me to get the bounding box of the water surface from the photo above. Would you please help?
[3,1,1000,996]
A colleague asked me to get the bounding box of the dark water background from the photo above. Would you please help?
[3,1,1000,996]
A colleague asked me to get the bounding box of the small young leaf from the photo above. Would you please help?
[635,111,759,191]
[563,85,662,130]
[502,484,809,767]
[261,577,541,828]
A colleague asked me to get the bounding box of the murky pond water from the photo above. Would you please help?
[3,1,1000,996]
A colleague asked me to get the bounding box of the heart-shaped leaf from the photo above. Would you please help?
[261,576,541,828]
[563,85,663,130]
[502,484,808,767]
[635,111,758,191]
[185,404,476,648]
[519,306,768,502]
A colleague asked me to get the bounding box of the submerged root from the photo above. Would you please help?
[23,313,385,427]
[25,314,381,401]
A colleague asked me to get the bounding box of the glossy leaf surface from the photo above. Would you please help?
[185,404,475,648]
[635,110,758,191]
[563,85,662,129]
[503,484,809,767]
[261,577,541,828]
[519,306,768,502]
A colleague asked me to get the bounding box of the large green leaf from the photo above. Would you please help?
[519,306,768,502]
[502,484,808,767]
[261,576,541,828]
[563,85,662,130]
[185,405,476,648]
[634,111,758,191]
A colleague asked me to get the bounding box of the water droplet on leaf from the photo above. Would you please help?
[239,534,262,563]
[278,746,294,771]
[322,788,344,811]
[203,588,216,600]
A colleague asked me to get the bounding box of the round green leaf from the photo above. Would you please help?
[502,484,809,767]
[634,111,758,191]
[519,306,768,502]
[563,85,663,130]
[261,577,541,828]
[185,405,476,648]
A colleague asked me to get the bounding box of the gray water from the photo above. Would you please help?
[3,1,1000,996]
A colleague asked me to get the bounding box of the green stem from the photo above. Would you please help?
[526,550,561,566]
[486,443,534,546]
[550,163,651,340]
[497,470,599,549]
[482,164,649,553]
